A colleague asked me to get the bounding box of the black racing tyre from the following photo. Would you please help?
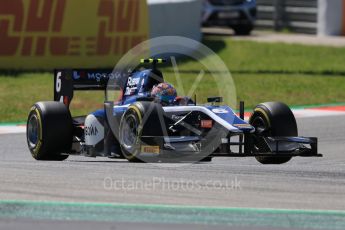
[232,25,253,36]
[26,102,72,161]
[200,156,213,162]
[119,104,143,162]
[249,102,297,164]
[119,102,164,162]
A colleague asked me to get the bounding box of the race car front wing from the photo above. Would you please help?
[139,135,322,158]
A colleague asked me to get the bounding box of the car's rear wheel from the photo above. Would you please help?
[249,102,297,164]
[27,102,72,161]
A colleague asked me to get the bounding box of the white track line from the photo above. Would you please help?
[0,125,26,135]
[292,109,345,118]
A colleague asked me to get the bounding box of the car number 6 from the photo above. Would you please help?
[56,72,62,93]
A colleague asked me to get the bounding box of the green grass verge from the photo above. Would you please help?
[0,73,104,122]
[1,37,345,123]
[203,37,345,75]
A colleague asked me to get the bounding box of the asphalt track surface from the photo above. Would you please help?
[0,115,345,229]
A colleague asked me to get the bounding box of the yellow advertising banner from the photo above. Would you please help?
[0,0,149,69]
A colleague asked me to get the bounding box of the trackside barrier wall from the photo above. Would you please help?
[0,0,149,69]
[317,0,343,36]
[147,0,202,41]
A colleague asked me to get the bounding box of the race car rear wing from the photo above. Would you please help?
[54,60,167,106]
[54,69,119,107]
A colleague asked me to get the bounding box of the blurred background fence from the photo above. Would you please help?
[256,0,318,34]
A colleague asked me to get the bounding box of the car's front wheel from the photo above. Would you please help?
[249,102,297,164]
[119,105,143,162]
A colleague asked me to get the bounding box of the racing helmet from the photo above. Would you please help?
[151,83,177,105]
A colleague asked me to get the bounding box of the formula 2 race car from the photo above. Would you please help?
[26,59,322,164]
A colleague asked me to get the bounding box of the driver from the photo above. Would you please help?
[151,83,194,106]
[151,83,177,106]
